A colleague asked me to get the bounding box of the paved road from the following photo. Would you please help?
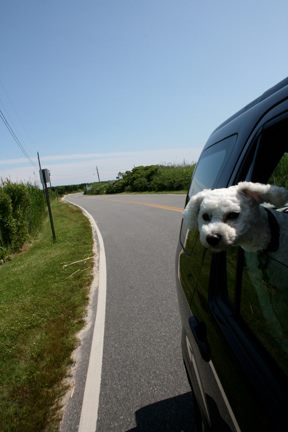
[63,193,197,432]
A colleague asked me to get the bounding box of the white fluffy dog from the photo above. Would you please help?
[184,182,288,346]
[183,181,288,254]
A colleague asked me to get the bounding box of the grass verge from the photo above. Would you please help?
[0,200,93,432]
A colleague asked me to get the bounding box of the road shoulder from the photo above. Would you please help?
[60,198,107,432]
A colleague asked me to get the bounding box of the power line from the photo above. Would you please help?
[0,108,36,167]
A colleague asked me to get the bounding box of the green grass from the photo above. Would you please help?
[0,200,93,432]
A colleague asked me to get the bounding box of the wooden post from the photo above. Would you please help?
[37,152,56,242]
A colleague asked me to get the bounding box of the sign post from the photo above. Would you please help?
[37,152,56,242]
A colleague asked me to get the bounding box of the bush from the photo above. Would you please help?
[2,182,31,250]
[132,177,148,191]
[84,181,113,195]
[111,164,194,193]
[0,182,46,258]
[0,189,16,250]
[151,165,194,191]
[51,183,86,196]
[85,163,196,195]
[106,179,126,194]
[26,185,46,235]
[87,184,105,195]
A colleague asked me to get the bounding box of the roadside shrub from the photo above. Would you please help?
[2,182,31,250]
[132,177,148,191]
[0,182,46,258]
[106,179,126,194]
[151,165,194,191]
[85,182,110,195]
[0,189,16,250]
[51,183,86,196]
[26,185,46,235]
[85,163,196,195]
[84,181,113,195]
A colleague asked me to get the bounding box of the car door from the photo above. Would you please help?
[179,101,288,431]
[223,105,288,430]
[178,134,245,432]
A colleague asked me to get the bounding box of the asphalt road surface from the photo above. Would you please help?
[62,193,197,432]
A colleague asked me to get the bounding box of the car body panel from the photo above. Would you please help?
[176,78,288,431]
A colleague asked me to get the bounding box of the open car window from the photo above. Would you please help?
[226,118,288,377]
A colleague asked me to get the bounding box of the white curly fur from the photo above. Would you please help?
[183,182,288,253]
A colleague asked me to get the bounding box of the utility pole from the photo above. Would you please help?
[96,166,101,182]
[37,152,56,242]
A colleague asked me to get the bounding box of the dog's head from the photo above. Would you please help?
[183,182,288,252]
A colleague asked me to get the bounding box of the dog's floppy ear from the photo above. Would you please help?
[183,191,207,229]
[237,181,288,207]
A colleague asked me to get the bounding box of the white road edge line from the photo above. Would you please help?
[65,198,107,432]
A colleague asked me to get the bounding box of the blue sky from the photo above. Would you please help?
[1,0,288,186]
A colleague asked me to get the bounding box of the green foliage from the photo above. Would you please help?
[132,176,149,191]
[105,179,126,194]
[26,184,46,235]
[119,165,159,192]
[151,165,194,191]
[269,153,288,189]
[84,181,112,195]
[51,183,87,196]
[0,200,93,431]
[0,182,46,258]
[0,189,16,255]
[3,182,31,249]
[87,163,195,195]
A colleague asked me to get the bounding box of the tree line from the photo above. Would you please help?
[85,163,195,195]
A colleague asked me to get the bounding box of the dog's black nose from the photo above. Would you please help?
[206,234,222,246]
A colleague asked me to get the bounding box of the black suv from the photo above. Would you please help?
[176,77,288,431]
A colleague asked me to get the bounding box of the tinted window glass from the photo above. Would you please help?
[269,152,288,188]
[241,249,288,375]
[189,135,237,196]
[226,118,288,376]
[190,150,226,194]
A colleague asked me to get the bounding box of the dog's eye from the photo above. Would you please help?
[226,212,240,221]
[202,213,211,222]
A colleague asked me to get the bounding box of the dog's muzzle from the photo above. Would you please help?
[206,233,222,247]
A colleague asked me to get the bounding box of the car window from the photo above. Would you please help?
[240,249,288,374]
[269,152,288,188]
[226,120,288,376]
[181,135,238,246]
[189,135,237,196]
